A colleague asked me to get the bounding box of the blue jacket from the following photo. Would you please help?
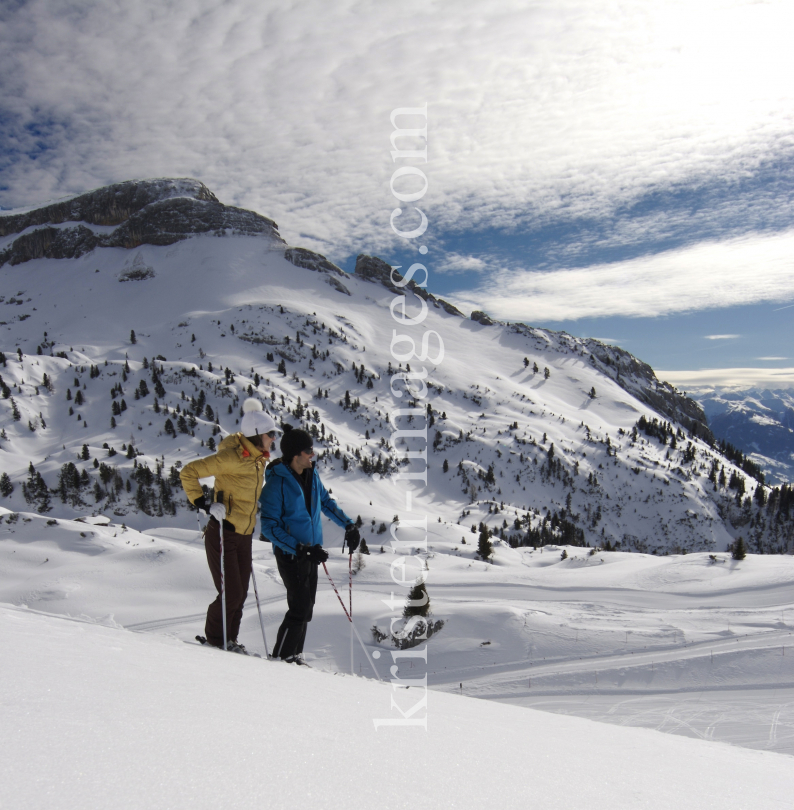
[259,460,352,555]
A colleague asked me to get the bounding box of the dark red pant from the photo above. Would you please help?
[204,519,252,647]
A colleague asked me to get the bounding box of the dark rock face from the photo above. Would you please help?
[0,178,284,267]
[353,253,463,317]
[470,310,494,326]
[354,253,397,286]
[0,178,218,236]
[103,197,282,248]
[0,225,100,265]
[436,298,464,317]
[326,276,351,295]
[284,247,345,277]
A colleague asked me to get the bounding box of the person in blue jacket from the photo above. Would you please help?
[259,424,360,663]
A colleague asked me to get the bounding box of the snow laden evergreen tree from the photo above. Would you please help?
[353,545,366,573]
[403,580,430,619]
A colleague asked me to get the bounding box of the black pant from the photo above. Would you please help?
[272,547,318,659]
[204,519,252,647]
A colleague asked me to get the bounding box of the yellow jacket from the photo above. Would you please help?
[180,433,268,535]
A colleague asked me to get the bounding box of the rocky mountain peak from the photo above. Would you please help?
[0,178,283,268]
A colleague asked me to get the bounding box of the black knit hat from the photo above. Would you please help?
[280,424,313,464]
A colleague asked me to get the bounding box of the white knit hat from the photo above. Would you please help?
[240,398,280,438]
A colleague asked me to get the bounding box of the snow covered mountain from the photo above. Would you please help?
[692,387,794,486]
[3,180,794,780]
[1,178,792,556]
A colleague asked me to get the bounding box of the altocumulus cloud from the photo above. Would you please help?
[435,253,493,275]
[1,0,793,280]
[448,229,794,321]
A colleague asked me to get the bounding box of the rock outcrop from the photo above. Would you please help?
[284,247,345,277]
[470,310,494,326]
[353,253,463,317]
[0,178,283,267]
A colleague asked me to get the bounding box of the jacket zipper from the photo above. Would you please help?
[243,462,262,535]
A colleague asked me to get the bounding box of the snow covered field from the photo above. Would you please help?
[3,504,793,773]
[4,602,794,810]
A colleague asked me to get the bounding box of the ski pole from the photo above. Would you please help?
[323,562,351,621]
[250,562,270,658]
[322,562,381,681]
[220,526,227,652]
[349,551,353,676]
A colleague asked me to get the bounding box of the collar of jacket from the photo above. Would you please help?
[236,433,268,463]
[266,458,317,477]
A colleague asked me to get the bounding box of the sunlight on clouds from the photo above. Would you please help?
[435,253,491,274]
[705,335,741,340]
[1,0,793,265]
[448,229,794,321]
[657,367,794,389]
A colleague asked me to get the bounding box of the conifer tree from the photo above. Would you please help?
[478,526,493,561]
[0,472,13,496]
[732,536,746,560]
[403,580,430,618]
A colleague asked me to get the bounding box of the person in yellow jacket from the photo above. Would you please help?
[180,399,280,652]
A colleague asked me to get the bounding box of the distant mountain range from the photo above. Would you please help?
[691,388,794,486]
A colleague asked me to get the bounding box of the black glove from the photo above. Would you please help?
[309,545,329,565]
[344,525,360,554]
[296,544,310,559]
[193,496,208,514]
[259,532,268,543]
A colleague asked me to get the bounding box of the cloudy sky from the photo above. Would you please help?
[2,0,793,388]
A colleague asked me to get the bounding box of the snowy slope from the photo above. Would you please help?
[2,181,793,778]
[3,504,793,757]
[1,191,787,556]
[4,603,794,810]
